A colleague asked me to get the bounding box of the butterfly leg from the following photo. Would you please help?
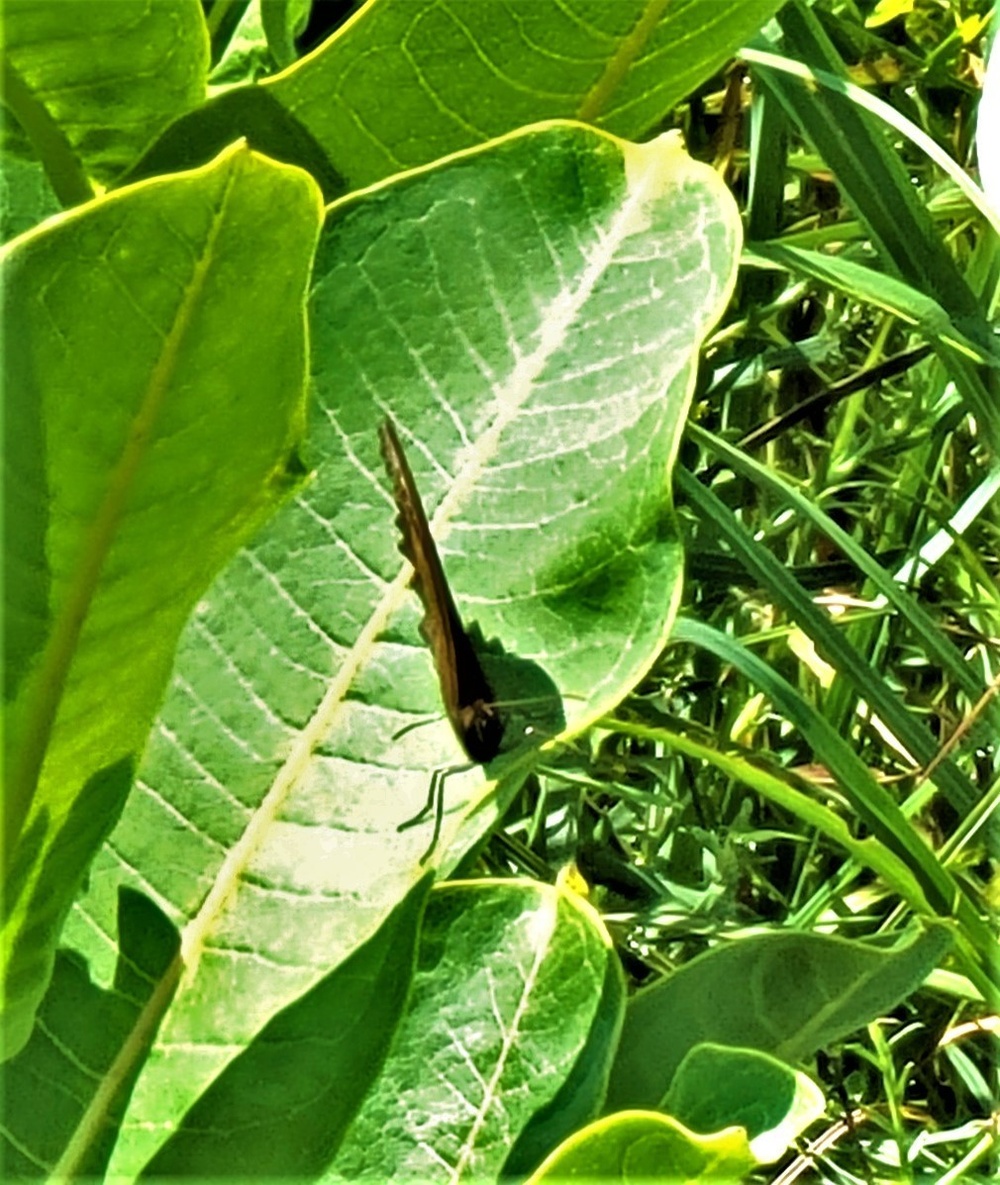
[397,770,439,834]
[394,767,444,864]
[419,768,447,864]
[397,763,473,863]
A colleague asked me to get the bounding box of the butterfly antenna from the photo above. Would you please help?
[391,714,441,742]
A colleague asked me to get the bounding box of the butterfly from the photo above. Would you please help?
[379,418,505,853]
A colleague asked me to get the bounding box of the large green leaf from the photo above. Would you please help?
[267,0,784,183]
[1,889,182,1180]
[1,143,324,1060]
[605,923,955,1111]
[526,1111,753,1184]
[54,122,739,1176]
[123,0,785,196]
[1,878,430,1180]
[502,896,626,1179]
[0,152,60,243]
[330,878,623,1181]
[1,0,208,200]
[139,876,432,1179]
[664,1045,826,1164]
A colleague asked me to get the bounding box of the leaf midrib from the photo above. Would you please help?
[5,163,239,865]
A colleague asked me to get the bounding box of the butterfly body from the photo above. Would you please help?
[379,418,505,764]
[453,697,503,764]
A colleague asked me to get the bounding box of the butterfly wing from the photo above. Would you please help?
[379,418,503,762]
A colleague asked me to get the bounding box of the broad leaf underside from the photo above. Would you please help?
[61,123,740,1176]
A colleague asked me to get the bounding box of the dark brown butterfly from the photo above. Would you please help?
[379,417,505,764]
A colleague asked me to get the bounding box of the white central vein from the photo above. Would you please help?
[177,141,660,997]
